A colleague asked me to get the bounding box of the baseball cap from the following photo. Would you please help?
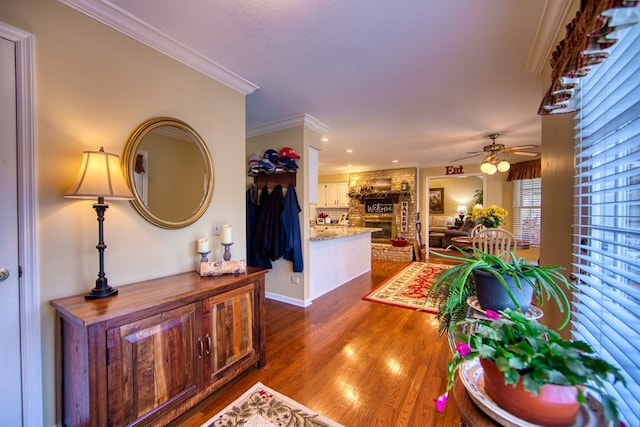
[278,155,298,170]
[263,149,279,164]
[248,153,261,164]
[279,147,300,159]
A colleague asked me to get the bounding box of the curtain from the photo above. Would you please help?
[506,159,541,181]
[538,0,639,115]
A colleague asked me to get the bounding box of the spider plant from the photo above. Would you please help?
[424,247,575,334]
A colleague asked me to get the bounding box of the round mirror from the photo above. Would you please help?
[122,117,214,229]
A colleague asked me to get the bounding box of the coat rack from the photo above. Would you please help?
[251,171,297,190]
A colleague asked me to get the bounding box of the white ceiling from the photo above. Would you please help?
[66,0,567,174]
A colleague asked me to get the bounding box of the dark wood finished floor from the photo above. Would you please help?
[170,260,462,426]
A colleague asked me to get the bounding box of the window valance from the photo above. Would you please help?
[538,0,639,115]
[506,159,541,181]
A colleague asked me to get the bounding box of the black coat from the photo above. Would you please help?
[252,184,285,265]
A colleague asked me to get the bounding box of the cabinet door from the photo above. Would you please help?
[106,304,199,426]
[202,284,256,388]
[337,182,350,207]
[325,183,339,206]
[317,183,328,207]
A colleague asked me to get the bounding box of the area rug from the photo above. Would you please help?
[200,382,344,427]
[362,262,449,313]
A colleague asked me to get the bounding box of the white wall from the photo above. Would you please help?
[0,1,247,425]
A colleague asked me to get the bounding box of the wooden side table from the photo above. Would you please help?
[453,379,499,426]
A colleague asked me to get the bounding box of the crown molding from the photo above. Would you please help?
[247,114,331,138]
[525,0,576,74]
[58,0,259,95]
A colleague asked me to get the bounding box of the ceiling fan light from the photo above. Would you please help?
[481,162,496,174]
[497,160,510,172]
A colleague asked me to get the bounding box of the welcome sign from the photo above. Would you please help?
[365,198,393,214]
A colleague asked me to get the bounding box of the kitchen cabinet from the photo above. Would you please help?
[317,182,349,207]
[50,268,266,427]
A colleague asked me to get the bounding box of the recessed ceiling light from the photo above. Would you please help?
[322,137,329,142]
[392,159,398,163]
[346,149,353,153]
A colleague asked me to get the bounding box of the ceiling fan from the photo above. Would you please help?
[452,133,539,174]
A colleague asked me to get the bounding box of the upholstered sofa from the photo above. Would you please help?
[428,215,454,247]
[442,217,477,247]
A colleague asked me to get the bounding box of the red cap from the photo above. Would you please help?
[279,147,300,159]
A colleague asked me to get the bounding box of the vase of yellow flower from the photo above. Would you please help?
[473,204,508,228]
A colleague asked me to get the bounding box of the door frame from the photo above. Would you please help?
[0,21,42,426]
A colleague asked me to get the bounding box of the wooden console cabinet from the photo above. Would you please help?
[50,267,267,427]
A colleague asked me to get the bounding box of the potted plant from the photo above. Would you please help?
[424,247,574,335]
[472,204,508,228]
[435,309,627,426]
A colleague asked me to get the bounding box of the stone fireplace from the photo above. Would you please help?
[346,167,418,262]
[363,216,396,243]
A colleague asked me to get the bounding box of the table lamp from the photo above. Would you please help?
[65,147,134,299]
[456,205,467,226]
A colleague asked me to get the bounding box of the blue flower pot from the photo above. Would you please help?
[473,269,533,312]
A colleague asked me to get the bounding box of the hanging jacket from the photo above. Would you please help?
[281,184,303,272]
[246,184,260,267]
[252,184,285,265]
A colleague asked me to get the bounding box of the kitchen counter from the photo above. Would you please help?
[310,226,382,241]
[309,226,381,301]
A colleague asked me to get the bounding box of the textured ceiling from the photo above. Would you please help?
[103,0,549,173]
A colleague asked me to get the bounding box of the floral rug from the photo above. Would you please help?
[200,382,344,427]
[362,262,449,313]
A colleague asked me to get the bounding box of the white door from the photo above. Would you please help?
[0,35,24,425]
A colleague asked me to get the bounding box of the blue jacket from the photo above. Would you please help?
[281,184,303,272]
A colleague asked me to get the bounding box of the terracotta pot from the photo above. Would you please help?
[473,269,533,312]
[480,359,580,427]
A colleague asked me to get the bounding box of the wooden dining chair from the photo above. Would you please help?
[472,228,517,260]
[470,224,487,237]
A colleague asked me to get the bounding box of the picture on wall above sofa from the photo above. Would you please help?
[429,188,444,214]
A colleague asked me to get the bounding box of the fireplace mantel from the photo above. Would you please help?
[347,190,409,203]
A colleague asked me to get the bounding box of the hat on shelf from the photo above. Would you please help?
[279,147,300,159]
[247,153,262,174]
[263,149,279,164]
[278,155,299,170]
[248,153,261,164]
[258,158,276,173]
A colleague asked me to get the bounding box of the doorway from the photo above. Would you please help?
[424,173,485,248]
[0,21,42,426]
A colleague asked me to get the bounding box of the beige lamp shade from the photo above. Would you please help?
[65,147,134,200]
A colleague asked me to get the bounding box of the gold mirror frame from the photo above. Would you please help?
[122,117,214,229]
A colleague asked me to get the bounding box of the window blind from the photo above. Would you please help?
[572,15,640,425]
[512,178,541,247]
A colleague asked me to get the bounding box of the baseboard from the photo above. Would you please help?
[265,292,312,308]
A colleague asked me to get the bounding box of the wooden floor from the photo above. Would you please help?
[170,260,462,426]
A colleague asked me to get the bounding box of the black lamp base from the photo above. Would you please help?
[85,285,118,300]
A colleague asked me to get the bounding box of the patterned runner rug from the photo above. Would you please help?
[362,262,449,313]
[200,382,344,427]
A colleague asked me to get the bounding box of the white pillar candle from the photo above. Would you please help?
[222,224,233,244]
[197,238,210,253]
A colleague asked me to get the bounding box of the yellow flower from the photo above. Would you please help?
[474,205,508,227]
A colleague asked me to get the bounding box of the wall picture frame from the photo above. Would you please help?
[429,188,444,214]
